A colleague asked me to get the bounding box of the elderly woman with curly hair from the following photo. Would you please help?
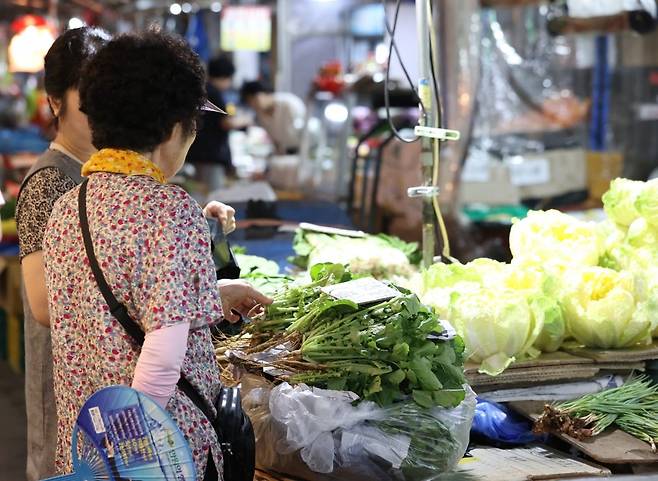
[42,30,270,481]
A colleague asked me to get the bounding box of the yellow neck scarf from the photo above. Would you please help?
[82,148,167,184]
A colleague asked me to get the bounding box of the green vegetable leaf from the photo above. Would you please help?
[432,389,466,408]
[366,376,383,395]
[310,262,347,282]
[385,369,406,386]
[326,377,347,391]
[392,342,410,361]
[412,390,435,408]
[410,357,443,391]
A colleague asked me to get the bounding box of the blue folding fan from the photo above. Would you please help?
[43,385,196,481]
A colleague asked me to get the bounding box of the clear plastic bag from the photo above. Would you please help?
[241,375,476,481]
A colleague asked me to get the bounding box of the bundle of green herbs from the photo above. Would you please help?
[534,375,658,451]
[244,263,467,409]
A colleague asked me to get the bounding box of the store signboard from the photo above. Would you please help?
[351,4,385,37]
[221,6,272,52]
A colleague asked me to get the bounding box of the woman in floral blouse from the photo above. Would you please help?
[42,30,270,481]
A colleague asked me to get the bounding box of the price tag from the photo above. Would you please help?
[506,157,550,186]
[427,320,457,341]
[299,222,366,238]
[322,277,399,305]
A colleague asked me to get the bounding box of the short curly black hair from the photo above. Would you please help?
[79,30,206,152]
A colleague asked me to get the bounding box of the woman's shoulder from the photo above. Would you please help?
[17,167,78,217]
[19,166,77,198]
[120,176,205,225]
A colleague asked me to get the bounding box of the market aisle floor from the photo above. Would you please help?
[0,362,26,481]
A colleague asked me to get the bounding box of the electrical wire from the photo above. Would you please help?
[382,0,423,143]
[382,0,425,108]
[381,0,453,260]
[427,0,454,262]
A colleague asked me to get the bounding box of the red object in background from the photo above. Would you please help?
[83,9,100,26]
[313,60,345,95]
[649,70,658,86]
[11,14,48,34]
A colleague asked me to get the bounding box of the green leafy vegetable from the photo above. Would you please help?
[291,229,419,279]
[509,209,603,273]
[374,402,460,474]
[236,253,292,297]
[602,178,644,227]
[249,264,467,409]
[562,266,652,349]
[635,178,658,228]
[416,260,563,373]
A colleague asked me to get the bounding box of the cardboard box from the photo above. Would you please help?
[587,151,623,202]
[466,349,648,392]
[457,445,609,480]
[563,342,658,363]
[460,148,588,206]
[460,161,521,206]
[619,30,658,68]
[516,148,587,199]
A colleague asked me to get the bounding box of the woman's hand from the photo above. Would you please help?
[217,279,272,323]
[203,201,236,234]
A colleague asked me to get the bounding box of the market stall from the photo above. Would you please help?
[2,1,658,481]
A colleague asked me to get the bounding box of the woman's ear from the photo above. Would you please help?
[47,96,62,118]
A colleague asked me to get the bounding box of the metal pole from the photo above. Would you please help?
[276,0,292,92]
[416,0,438,268]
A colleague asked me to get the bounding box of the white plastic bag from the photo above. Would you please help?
[241,375,476,481]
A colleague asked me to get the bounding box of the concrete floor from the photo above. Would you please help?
[0,362,26,481]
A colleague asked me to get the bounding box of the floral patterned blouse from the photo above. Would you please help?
[43,172,224,480]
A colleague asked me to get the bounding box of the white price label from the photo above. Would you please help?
[299,223,366,238]
[462,149,491,183]
[507,157,551,186]
[322,277,399,305]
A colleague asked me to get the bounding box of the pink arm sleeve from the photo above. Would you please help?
[131,322,190,408]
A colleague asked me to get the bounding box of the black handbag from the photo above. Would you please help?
[77,179,255,481]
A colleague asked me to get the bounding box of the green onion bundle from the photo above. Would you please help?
[534,375,658,451]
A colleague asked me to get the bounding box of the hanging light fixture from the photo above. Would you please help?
[8,15,56,73]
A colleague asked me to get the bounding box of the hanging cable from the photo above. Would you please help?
[427,0,454,262]
[382,0,423,143]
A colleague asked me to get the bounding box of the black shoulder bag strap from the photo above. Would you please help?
[77,179,217,425]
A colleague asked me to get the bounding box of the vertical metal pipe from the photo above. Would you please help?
[416,0,438,267]
[276,0,291,92]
